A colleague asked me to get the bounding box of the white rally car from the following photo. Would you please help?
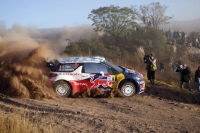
[46,56,145,97]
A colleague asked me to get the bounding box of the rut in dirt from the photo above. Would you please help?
[145,82,200,104]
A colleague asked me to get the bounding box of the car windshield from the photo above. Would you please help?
[103,60,123,73]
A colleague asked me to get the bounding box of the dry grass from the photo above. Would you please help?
[0,111,54,133]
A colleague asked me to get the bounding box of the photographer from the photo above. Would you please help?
[176,64,192,91]
[145,54,157,84]
[194,66,200,92]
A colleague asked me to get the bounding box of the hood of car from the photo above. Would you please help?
[121,67,144,80]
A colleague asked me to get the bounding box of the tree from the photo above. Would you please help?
[144,28,168,59]
[134,2,173,28]
[88,5,137,46]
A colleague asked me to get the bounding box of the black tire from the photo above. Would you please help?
[53,81,71,97]
[120,82,136,97]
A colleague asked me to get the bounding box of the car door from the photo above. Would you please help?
[82,63,116,90]
[58,63,84,93]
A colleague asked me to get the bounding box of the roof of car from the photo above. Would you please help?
[58,56,106,64]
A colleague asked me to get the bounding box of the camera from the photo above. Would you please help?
[143,54,152,63]
[175,65,183,72]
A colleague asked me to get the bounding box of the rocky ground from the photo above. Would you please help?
[0,82,200,133]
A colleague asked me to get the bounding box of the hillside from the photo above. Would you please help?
[161,18,200,33]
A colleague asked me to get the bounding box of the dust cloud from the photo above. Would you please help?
[0,25,61,99]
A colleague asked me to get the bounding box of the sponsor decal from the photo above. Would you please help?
[74,82,88,86]
[60,73,81,76]
[70,81,88,87]
[90,75,115,88]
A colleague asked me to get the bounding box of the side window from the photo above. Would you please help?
[107,67,114,75]
[84,63,108,74]
[57,63,79,72]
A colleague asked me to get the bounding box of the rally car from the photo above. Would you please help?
[46,56,145,97]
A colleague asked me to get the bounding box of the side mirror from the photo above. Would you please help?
[46,61,57,69]
[100,71,104,76]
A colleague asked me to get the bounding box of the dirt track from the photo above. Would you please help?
[0,83,200,133]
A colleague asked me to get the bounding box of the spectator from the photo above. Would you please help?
[181,31,185,40]
[148,21,151,27]
[193,36,196,47]
[195,66,200,92]
[146,54,157,84]
[169,29,173,39]
[159,61,165,73]
[172,61,178,73]
[142,16,146,24]
[168,39,172,45]
[166,31,168,39]
[176,64,192,91]
[196,37,199,47]
[172,38,176,45]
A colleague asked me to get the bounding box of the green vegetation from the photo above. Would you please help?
[64,27,166,67]
[88,5,137,46]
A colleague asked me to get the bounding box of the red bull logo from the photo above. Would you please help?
[90,75,115,89]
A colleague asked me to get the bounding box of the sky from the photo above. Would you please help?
[0,0,200,29]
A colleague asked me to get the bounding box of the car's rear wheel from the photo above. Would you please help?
[53,81,71,97]
[120,82,136,97]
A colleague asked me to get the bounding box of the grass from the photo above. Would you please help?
[0,113,35,133]
[0,111,54,133]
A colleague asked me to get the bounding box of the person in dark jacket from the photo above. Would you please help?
[159,61,164,73]
[195,66,200,92]
[176,64,191,91]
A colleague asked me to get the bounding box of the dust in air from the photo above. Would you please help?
[0,31,59,99]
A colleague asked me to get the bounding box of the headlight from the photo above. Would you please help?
[134,76,141,80]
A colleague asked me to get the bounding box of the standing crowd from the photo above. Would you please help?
[145,54,200,92]
[166,28,199,48]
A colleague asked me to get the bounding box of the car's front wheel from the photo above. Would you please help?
[120,82,136,97]
[53,81,71,97]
